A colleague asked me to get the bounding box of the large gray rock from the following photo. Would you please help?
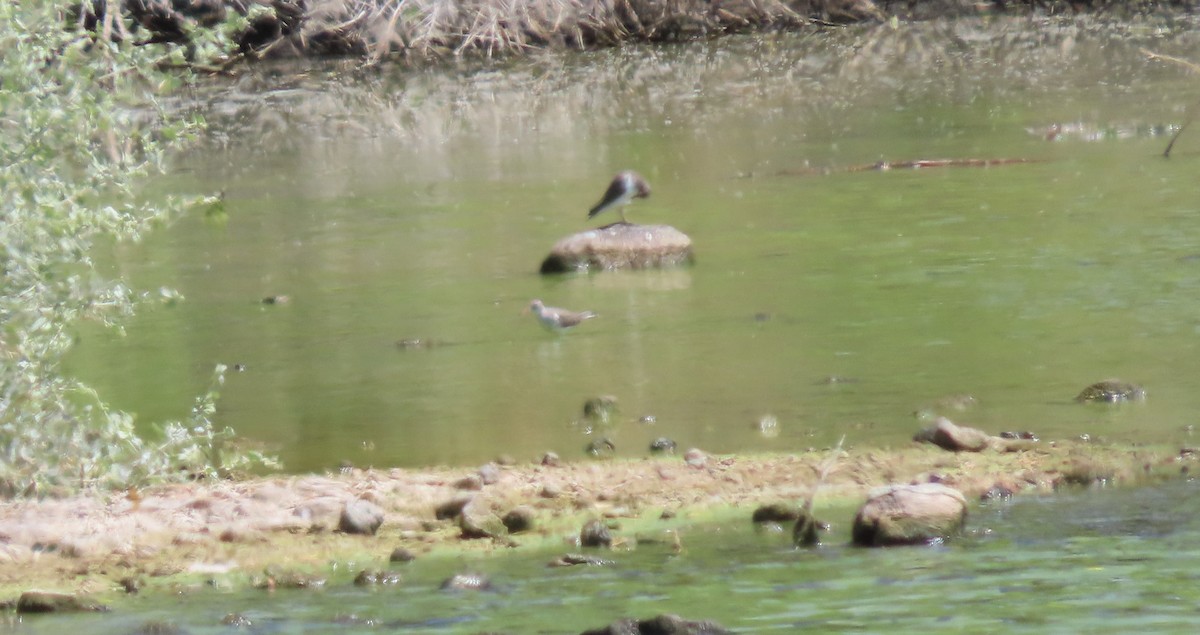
[913,417,995,452]
[540,224,693,273]
[852,483,967,547]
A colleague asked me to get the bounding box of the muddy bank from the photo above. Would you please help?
[82,0,1200,63]
[0,442,1186,593]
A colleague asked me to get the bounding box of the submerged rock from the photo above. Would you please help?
[586,438,617,457]
[395,337,451,350]
[353,569,402,586]
[540,224,694,273]
[256,569,327,590]
[579,613,732,635]
[549,553,615,567]
[1075,380,1145,403]
[583,395,619,422]
[439,572,492,591]
[980,484,1015,503]
[852,483,967,547]
[131,620,184,635]
[649,437,677,455]
[793,513,822,548]
[999,430,1039,441]
[1057,460,1116,488]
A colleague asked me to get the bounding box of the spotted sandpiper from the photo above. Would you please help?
[527,299,597,332]
[587,170,651,224]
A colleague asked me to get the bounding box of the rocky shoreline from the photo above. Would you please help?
[0,441,1185,598]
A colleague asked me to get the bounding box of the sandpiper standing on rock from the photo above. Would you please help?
[587,170,651,225]
[526,299,597,332]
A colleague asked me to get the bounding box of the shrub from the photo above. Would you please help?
[0,3,275,497]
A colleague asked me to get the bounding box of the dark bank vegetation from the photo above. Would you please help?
[77,0,1200,67]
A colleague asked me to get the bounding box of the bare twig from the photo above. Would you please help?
[794,435,844,547]
[1143,48,1200,158]
[774,157,1042,178]
[1142,48,1200,74]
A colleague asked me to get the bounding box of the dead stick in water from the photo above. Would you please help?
[795,435,844,547]
[1142,48,1200,158]
[1142,48,1200,73]
[772,157,1041,178]
[1163,117,1193,159]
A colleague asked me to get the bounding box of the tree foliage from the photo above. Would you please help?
[0,3,275,497]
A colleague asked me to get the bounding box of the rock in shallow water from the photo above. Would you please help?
[1075,380,1145,403]
[579,613,732,635]
[16,591,108,614]
[354,569,402,586]
[751,502,799,524]
[549,553,615,567]
[440,572,492,591]
[852,483,967,547]
[540,224,694,273]
[580,519,613,548]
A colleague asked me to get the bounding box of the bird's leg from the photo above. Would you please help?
[619,208,628,224]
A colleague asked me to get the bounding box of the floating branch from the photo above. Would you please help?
[1142,48,1200,158]
[772,157,1042,178]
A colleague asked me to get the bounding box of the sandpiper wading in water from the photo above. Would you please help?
[526,299,597,332]
[587,170,651,224]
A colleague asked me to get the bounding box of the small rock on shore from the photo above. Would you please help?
[338,499,384,535]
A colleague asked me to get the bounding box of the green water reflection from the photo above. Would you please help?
[69,16,1200,471]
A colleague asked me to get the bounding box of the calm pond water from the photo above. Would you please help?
[11,480,1200,633]
[39,14,1200,634]
[69,15,1200,473]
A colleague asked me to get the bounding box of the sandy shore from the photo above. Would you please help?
[0,441,1182,595]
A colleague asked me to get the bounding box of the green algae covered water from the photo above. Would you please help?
[10,480,1200,633]
[69,15,1200,472]
[41,15,1200,633]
